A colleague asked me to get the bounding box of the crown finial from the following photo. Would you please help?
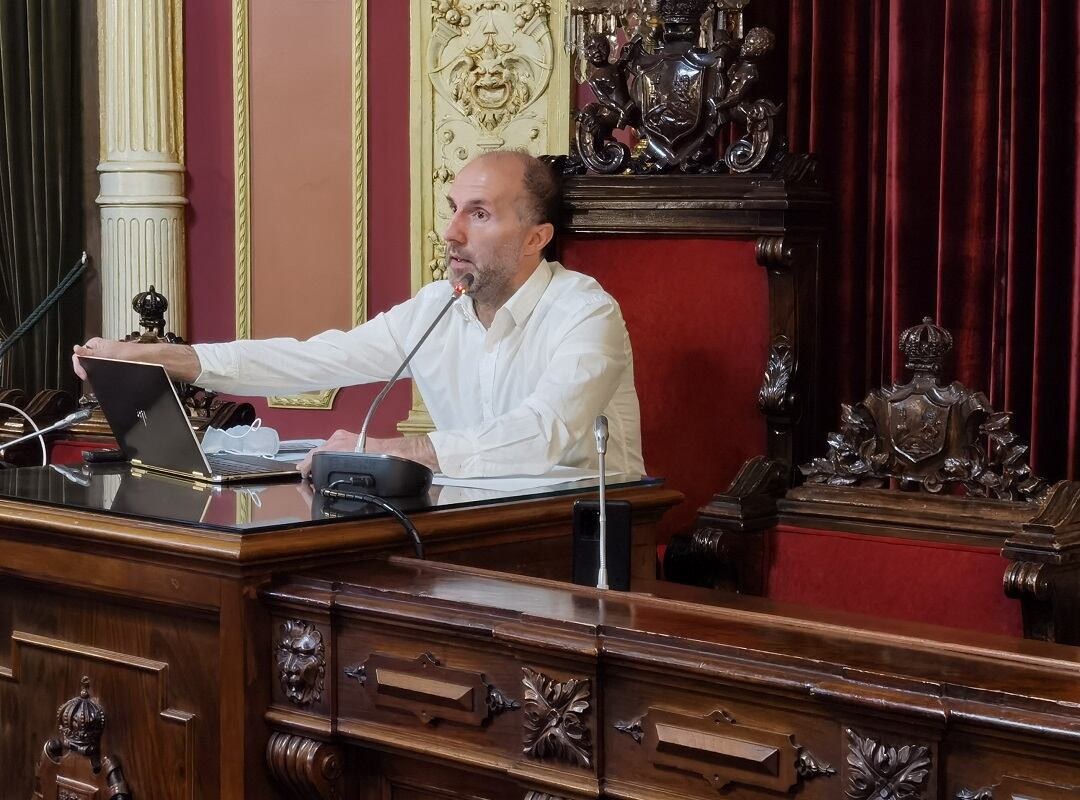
[898,317,953,374]
[657,0,713,26]
[56,676,106,756]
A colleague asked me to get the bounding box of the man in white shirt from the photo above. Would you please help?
[73,151,644,478]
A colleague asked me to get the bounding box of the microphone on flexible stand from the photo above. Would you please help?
[594,414,609,590]
[0,407,95,456]
[310,274,474,498]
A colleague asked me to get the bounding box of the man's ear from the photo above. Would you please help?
[524,222,555,256]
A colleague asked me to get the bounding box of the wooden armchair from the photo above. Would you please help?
[665,318,1080,644]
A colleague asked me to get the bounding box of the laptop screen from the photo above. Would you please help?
[80,356,212,476]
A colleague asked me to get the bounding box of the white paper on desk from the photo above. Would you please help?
[432,466,620,491]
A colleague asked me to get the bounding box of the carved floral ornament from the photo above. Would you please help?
[844,729,931,800]
[801,317,1049,502]
[521,667,592,768]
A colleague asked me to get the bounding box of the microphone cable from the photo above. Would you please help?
[0,401,46,466]
[321,479,425,559]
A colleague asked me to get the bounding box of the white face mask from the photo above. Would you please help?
[200,418,280,457]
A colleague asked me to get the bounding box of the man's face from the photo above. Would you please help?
[443,156,532,305]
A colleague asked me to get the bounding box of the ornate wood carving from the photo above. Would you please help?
[759,334,795,416]
[351,651,519,726]
[622,706,800,793]
[266,732,343,800]
[664,455,788,591]
[844,728,931,800]
[33,677,132,800]
[521,667,592,768]
[523,793,571,800]
[276,619,326,707]
[797,748,837,780]
[568,0,780,175]
[802,318,1048,501]
[614,717,645,743]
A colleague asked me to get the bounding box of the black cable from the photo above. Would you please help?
[0,252,90,361]
[321,479,425,559]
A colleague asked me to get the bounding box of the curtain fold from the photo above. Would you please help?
[783,0,1080,480]
[0,0,82,395]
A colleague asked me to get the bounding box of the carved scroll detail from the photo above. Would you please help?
[275,619,326,707]
[34,677,132,800]
[758,335,794,415]
[521,667,592,768]
[956,789,993,800]
[266,733,343,800]
[1003,561,1053,601]
[844,728,931,800]
[797,748,836,780]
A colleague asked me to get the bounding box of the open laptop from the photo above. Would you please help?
[80,355,302,484]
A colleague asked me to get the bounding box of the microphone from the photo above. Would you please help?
[0,407,96,458]
[594,414,609,590]
[310,274,474,498]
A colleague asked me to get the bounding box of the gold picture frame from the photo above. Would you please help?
[232,0,368,409]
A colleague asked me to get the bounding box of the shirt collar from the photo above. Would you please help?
[499,259,553,328]
[454,259,554,329]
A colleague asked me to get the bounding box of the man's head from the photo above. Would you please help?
[443,150,557,309]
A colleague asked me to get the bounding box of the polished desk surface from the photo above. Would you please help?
[291,557,1080,708]
[0,464,657,533]
[0,464,677,566]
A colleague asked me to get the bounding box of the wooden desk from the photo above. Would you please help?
[0,465,680,799]
[263,558,1080,800]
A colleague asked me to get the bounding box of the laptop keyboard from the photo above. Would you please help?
[207,454,293,476]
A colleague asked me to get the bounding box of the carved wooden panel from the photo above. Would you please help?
[402,0,571,433]
[614,706,803,793]
[3,631,195,800]
[844,728,932,800]
[521,667,592,768]
[344,650,519,726]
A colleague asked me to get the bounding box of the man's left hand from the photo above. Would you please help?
[297,430,440,477]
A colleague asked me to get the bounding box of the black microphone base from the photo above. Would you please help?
[311,451,433,498]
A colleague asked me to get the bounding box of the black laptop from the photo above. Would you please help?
[80,355,302,484]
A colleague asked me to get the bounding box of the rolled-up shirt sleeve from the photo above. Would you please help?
[427,299,630,477]
[191,311,408,396]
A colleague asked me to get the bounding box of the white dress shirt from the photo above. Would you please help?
[192,260,644,478]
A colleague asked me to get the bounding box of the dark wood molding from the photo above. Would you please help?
[559,173,828,237]
[263,557,1080,800]
[266,733,343,800]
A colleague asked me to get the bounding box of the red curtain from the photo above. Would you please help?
[779,0,1080,480]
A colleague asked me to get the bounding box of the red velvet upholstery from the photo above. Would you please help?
[560,236,768,538]
[765,524,1023,637]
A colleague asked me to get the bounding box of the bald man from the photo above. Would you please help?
[74,151,644,478]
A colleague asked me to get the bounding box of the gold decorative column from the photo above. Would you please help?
[401,0,571,434]
[97,0,187,340]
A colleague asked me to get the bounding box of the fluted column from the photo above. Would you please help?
[97,0,187,340]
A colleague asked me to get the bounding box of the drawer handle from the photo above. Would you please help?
[344,652,519,726]
[615,707,804,793]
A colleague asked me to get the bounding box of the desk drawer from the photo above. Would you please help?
[603,670,843,799]
[333,617,599,784]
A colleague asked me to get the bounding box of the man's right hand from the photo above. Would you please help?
[72,338,202,383]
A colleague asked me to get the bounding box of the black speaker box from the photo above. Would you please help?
[571,499,632,591]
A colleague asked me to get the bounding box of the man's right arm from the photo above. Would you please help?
[72,338,201,382]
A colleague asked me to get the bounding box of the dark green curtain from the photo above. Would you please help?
[0,0,83,395]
